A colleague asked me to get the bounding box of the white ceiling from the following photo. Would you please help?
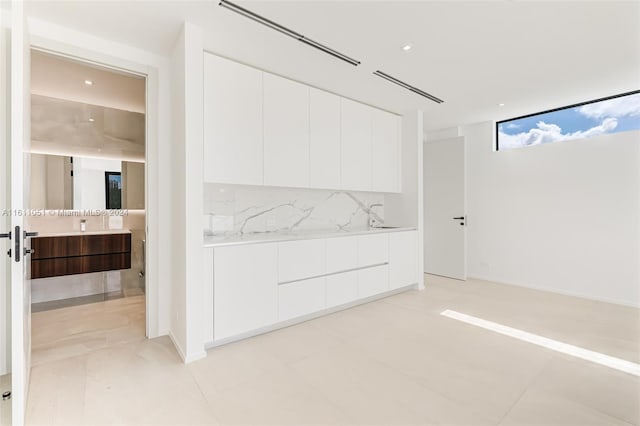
[31,50,146,113]
[24,1,640,131]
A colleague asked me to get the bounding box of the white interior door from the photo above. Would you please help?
[10,2,32,424]
[423,136,466,280]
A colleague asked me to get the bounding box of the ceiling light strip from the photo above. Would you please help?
[219,0,361,67]
[373,70,444,104]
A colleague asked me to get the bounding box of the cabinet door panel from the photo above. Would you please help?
[389,231,418,289]
[278,239,325,283]
[214,244,277,340]
[309,88,341,189]
[263,73,310,188]
[203,248,214,343]
[340,98,372,191]
[357,233,389,267]
[278,277,326,321]
[326,271,358,308]
[325,236,358,274]
[372,110,401,193]
[358,265,389,298]
[203,53,263,185]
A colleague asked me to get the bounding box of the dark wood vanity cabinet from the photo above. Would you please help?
[30,233,131,279]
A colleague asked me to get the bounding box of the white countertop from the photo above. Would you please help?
[36,229,132,237]
[203,227,416,248]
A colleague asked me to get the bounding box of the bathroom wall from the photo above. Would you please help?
[29,211,146,303]
[203,184,384,235]
[31,94,145,162]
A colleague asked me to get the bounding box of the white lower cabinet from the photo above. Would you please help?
[358,264,389,298]
[357,233,389,267]
[278,277,326,322]
[210,230,415,344]
[213,243,278,341]
[326,236,358,274]
[278,239,326,283]
[389,231,418,289]
[326,270,359,308]
[203,248,214,344]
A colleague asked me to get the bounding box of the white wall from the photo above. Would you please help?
[170,22,205,363]
[464,121,640,307]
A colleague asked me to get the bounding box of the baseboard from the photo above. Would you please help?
[184,350,207,364]
[168,331,207,364]
[168,331,187,362]
[467,273,640,309]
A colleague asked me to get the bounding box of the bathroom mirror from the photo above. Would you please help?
[30,154,145,210]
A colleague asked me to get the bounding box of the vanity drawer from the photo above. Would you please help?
[31,253,131,279]
[30,233,132,279]
[31,233,131,259]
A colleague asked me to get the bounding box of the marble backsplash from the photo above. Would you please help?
[203,184,384,236]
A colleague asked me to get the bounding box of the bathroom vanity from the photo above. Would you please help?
[30,230,132,279]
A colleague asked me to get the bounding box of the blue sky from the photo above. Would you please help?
[498,92,640,149]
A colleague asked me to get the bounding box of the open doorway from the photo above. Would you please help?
[27,50,147,363]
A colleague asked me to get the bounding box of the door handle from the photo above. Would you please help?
[23,231,38,239]
[452,216,465,220]
[0,232,10,239]
[14,226,20,262]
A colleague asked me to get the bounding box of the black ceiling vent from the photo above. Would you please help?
[373,70,444,104]
[219,0,361,67]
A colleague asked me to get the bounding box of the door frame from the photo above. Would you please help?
[27,21,163,338]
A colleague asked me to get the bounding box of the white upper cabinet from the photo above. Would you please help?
[309,88,341,190]
[263,73,310,188]
[340,98,372,192]
[372,109,401,193]
[203,53,401,193]
[203,53,263,185]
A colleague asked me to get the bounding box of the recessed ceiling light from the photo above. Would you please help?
[498,103,505,107]
[84,80,94,86]
[402,44,412,51]
[88,118,95,122]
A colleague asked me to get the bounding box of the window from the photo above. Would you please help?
[496,90,640,151]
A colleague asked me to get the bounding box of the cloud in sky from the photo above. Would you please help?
[498,118,618,149]
[576,93,640,119]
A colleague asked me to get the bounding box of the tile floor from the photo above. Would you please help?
[25,274,640,425]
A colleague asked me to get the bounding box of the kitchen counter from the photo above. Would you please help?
[203,226,416,248]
